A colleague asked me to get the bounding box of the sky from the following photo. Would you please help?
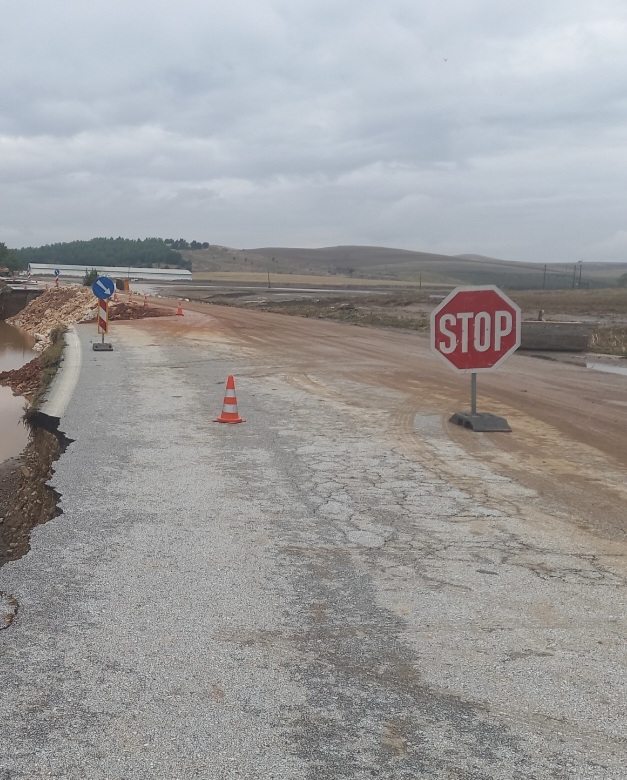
[1,0,626,263]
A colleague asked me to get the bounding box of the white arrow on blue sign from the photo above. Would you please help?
[92,276,116,300]
[54,269,60,276]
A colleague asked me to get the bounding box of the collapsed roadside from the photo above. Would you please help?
[0,286,172,573]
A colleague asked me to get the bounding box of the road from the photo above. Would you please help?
[1,305,626,779]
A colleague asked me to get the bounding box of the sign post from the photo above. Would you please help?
[97,299,108,337]
[92,276,116,352]
[430,285,521,432]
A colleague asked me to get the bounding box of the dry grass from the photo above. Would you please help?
[589,326,627,356]
[508,289,627,317]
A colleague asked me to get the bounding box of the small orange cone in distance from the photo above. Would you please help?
[176,301,184,316]
[113,291,118,302]
[214,375,245,424]
[143,295,148,308]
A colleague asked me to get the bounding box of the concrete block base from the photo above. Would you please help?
[449,412,512,432]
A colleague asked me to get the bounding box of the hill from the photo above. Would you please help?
[182,245,627,290]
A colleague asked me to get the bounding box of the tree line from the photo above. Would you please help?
[164,239,211,250]
[11,237,190,270]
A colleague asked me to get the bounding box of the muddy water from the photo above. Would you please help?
[0,322,36,462]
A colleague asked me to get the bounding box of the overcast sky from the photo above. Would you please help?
[1,1,626,263]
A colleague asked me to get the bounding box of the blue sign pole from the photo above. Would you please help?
[91,276,116,348]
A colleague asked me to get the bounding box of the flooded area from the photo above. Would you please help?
[0,321,35,462]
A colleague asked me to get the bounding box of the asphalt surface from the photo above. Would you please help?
[0,316,626,778]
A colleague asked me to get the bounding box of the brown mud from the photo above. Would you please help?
[0,424,70,569]
[141,300,627,542]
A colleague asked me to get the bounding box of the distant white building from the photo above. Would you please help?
[27,263,192,282]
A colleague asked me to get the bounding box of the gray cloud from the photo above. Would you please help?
[1,0,626,262]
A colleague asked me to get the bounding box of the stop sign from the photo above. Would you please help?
[431,286,521,372]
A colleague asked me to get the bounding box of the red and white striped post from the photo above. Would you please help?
[97,298,108,343]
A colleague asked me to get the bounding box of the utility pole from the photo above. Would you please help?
[542,264,547,290]
[572,263,577,289]
[578,260,583,288]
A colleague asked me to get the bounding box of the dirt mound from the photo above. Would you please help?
[8,286,97,351]
[108,301,173,321]
[83,300,173,322]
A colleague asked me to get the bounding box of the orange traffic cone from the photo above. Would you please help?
[176,302,184,316]
[113,291,118,302]
[143,295,148,308]
[214,376,245,424]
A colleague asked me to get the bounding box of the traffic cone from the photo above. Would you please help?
[113,291,118,302]
[143,295,148,308]
[214,376,245,424]
[176,301,184,316]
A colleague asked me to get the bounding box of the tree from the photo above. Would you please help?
[83,268,99,286]
[0,241,23,273]
[617,272,627,288]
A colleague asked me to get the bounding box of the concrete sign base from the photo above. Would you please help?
[92,342,113,352]
[449,411,511,432]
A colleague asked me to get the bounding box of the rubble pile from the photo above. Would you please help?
[96,301,172,321]
[0,358,43,400]
[8,286,174,350]
[8,286,97,351]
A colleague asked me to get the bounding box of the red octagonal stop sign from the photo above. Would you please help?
[431,286,521,372]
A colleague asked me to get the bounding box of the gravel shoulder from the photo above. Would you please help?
[0,311,625,778]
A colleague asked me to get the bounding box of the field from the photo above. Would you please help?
[191,271,431,288]
[167,280,627,356]
[509,288,627,317]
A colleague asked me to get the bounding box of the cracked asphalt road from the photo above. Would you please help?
[1,307,626,778]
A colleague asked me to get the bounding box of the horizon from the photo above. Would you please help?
[9,237,626,267]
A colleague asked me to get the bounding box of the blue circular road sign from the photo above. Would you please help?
[54,269,60,276]
[92,276,116,300]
